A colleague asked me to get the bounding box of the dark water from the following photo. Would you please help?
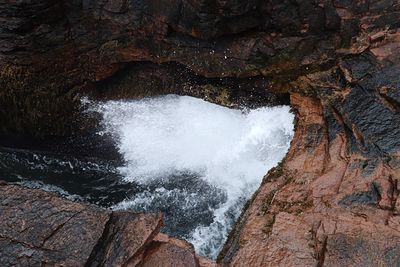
[0,95,294,259]
[0,147,226,240]
[0,147,128,205]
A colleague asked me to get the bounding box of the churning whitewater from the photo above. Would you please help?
[90,95,294,259]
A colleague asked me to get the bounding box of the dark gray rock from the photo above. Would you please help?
[339,183,382,207]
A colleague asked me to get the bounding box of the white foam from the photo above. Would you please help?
[91,95,294,258]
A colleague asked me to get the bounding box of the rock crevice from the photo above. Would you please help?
[0,182,214,267]
[1,0,400,266]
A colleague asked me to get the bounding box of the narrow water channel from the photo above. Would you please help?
[0,95,294,259]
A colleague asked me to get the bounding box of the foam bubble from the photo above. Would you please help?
[91,95,294,258]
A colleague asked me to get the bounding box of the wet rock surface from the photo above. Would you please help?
[216,4,400,265]
[137,233,221,267]
[3,0,396,143]
[1,0,400,266]
[0,182,212,267]
[218,93,400,266]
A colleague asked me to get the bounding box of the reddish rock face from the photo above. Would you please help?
[0,183,111,266]
[0,183,217,267]
[216,2,400,266]
[1,1,400,266]
[126,233,222,267]
[219,92,400,266]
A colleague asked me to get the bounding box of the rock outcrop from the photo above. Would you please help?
[219,93,400,266]
[217,2,400,265]
[0,182,217,267]
[1,0,400,266]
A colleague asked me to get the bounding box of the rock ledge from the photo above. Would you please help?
[0,182,218,267]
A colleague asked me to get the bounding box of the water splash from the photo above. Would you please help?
[91,95,294,258]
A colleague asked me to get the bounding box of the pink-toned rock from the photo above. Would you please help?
[0,183,219,267]
[135,234,199,267]
[220,92,400,266]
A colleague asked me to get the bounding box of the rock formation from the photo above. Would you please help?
[219,92,400,266]
[1,0,400,266]
[0,182,218,267]
[217,1,400,265]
